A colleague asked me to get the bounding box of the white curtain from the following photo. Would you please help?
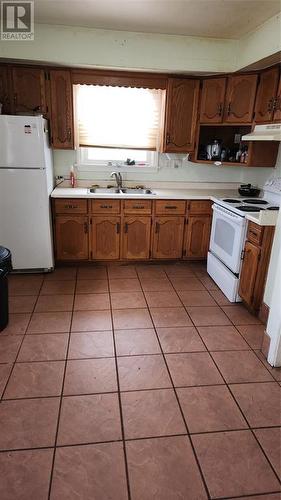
[75,84,164,150]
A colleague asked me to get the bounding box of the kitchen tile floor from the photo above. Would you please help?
[0,262,280,500]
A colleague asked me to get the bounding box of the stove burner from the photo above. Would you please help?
[237,206,265,212]
[223,199,241,203]
[267,206,279,211]
[242,199,268,205]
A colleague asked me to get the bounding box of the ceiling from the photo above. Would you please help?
[35,0,281,39]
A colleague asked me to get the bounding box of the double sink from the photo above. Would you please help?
[88,187,156,196]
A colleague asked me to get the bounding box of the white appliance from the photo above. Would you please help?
[242,123,281,141]
[0,115,54,272]
[207,178,281,302]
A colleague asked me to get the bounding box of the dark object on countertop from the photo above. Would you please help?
[238,184,261,197]
[0,246,12,332]
[126,159,135,165]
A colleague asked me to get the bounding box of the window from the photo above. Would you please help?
[74,84,164,170]
[77,147,158,171]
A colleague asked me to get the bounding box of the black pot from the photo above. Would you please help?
[238,184,261,197]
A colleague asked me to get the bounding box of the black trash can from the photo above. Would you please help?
[0,246,12,332]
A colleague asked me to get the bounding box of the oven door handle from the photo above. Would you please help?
[212,204,244,224]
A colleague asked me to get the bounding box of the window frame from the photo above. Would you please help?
[76,147,159,173]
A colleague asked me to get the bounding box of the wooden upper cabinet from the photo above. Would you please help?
[273,75,281,122]
[254,67,279,123]
[122,217,151,260]
[49,70,74,149]
[164,78,200,153]
[224,74,258,123]
[238,241,260,305]
[0,66,12,114]
[200,78,226,123]
[12,67,46,114]
[91,216,120,260]
[152,217,185,259]
[184,216,211,259]
[55,215,89,260]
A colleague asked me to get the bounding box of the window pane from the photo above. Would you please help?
[87,147,148,162]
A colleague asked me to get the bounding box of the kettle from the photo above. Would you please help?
[206,140,222,160]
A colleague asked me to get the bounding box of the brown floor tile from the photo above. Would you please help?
[8,295,37,313]
[165,266,195,278]
[212,351,274,383]
[178,290,217,307]
[35,294,74,312]
[115,329,160,356]
[108,265,137,279]
[170,276,205,291]
[0,335,23,362]
[144,290,182,308]
[237,325,265,349]
[222,305,262,325]
[209,289,237,306]
[4,361,65,399]
[109,279,141,292]
[57,393,122,446]
[0,448,53,500]
[230,382,281,427]
[50,442,128,500]
[73,293,110,311]
[126,435,207,500]
[27,312,72,334]
[1,313,31,335]
[17,334,69,362]
[68,331,114,359]
[157,326,206,353]
[118,354,171,391]
[140,278,173,292]
[0,364,12,397]
[112,308,152,330]
[111,291,146,309]
[186,306,231,326]
[40,280,75,295]
[8,275,43,296]
[137,268,166,279]
[197,325,250,351]
[192,430,280,498]
[63,358,117,395]
[77,266,107,280]
[199,275,219,290]
[254,428,281,479]
[254,350,281,381]
[227,495,281,500]
[121,389,186,439]
[166,352,223,387]
[0,398,59,450]
[150,307,192,327]
[76,279,109,294]
[71,310,112,332]
[45,267,77,281]
[177,385,247,433]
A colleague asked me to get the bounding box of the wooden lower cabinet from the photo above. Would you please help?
[184,216,211,259]
[91,217,120,260]
[122,217,151,260]
[55,216,89,260]
[238,241,261,305]
[152,217,185,259]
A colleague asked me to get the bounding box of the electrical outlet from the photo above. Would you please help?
[234,134,241,144]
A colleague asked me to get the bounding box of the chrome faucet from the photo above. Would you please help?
[110,171,123,190]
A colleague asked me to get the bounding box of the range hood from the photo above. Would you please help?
[242,123,281,141]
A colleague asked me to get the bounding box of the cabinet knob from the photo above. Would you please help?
[84,222,88,234]
[227,102,232,115]
[124,222,128,233]
[218,103,223,116]
[166,133,171,145]
[155,222,160,233]
[116,222,120,234]
[67,128,72,142]
[267,98,275,112]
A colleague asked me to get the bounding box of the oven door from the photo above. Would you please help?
[209,204,247,274]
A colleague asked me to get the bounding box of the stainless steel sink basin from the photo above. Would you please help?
[88,187,121,194]
[121,188,155,195]
[88,187,155,196]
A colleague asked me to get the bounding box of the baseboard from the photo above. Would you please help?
[259,302,270,325]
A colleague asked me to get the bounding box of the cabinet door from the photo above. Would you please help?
[55,216,89,261]
[255,67,279,123]
[12,67,46,114]
[0,66,12,114]
[50,70,74,149]
[152,217,184,259]
[273,76,281,122]
[200,78,226,123]
[122,217,151,260]
[164,78,200,153]
[184,216,211,259]
[224,74,258,123]
[238,241,260,306]
[91,217,120,260]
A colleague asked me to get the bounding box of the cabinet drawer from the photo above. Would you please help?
[188,200,212,215]
[123,200,152,214]
[247,222,264,246]
[54,199,88,214]
[91,199,121,214]
[155,200,186,215]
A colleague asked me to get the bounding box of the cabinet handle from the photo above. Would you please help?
[116,222,120,234]
[165,205,177,209]
[84,222,88,234]
[274,96,281,111]
[249,229,259,238]
[267,98,275,112]
[218,103,223,116]
[227,102,231,115]
[132,205,145,209]
[124,222,128,233]
[155,222,160,233]
[67,128,72,142]
[100,205,113,209]
[166,133,171,145]
[64,204,78,209]
[241,249,245,260]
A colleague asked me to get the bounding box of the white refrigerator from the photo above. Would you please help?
[0,115,54,271]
